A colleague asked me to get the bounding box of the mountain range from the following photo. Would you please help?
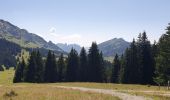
[0,19,130,58]
[57,38,130,57]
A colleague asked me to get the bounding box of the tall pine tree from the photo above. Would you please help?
[44,50,57,82]
[155,24,170,84]
[57,53,65,82]
[88,42,104,82]
[35,50,44,83]
[112,54,120,83]
[79,47,88,82]
[137,32,155,84]
[126,39,141,83]
[66,48,79,82]
[24,51,37,82]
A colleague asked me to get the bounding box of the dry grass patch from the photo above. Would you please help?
[0,84,120,100]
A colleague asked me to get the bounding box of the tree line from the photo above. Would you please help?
[111,24,170,85]
[13,42,105,83]
[14,24,170,85]
[112,32,155,84]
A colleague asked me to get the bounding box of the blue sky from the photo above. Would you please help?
[0,0,170,46]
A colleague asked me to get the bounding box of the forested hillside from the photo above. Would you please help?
[0,39,21,68]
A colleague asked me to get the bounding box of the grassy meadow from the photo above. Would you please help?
[0,68,170,100]
[0,68,120,100]
[0,84,120,100]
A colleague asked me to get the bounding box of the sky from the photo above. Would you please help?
[0,0,170,47]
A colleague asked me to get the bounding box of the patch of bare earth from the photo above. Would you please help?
[56,86,152,100]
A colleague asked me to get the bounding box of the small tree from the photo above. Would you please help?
[0,65,4,71]
[154,75,164,90]
[13,58,25,83]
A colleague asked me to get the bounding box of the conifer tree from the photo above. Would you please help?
[57,53,65,82]
[24,51,37,82]
[79,47,88,82]
[112,54,120,83]
[35,50,44,83]
[66,48,79,82]
[155,24,170,84]
[120,48,130,83]
[151,41,158,80]
[88,42,104,82]
[119,54,125,83]
[127,39,141,83]
[99,52,105,82]
[13,57,25,83]
[137,32,154,84]
[44,50,57,82]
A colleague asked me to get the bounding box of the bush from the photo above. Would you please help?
[3,90,18,98]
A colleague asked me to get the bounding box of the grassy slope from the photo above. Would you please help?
[3,34,39,48]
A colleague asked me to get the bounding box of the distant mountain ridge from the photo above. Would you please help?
[0,19,130,57]
[0,19,64,53]
[98,38,130,57]
[57,43,82,53]
[57,38,130,57]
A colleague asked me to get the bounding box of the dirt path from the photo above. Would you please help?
[56,86,152,100]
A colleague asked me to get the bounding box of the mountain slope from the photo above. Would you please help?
[0,38,21,67]
[98,38,130,57]
[0,19,64,52]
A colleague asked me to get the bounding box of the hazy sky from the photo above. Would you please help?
[0,0,170,46]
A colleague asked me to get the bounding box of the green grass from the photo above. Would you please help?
[0,84,120,100]
[0,68,14,85]
[2,33,39,48]
[0,69,120,100]
[1,68,170,100]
